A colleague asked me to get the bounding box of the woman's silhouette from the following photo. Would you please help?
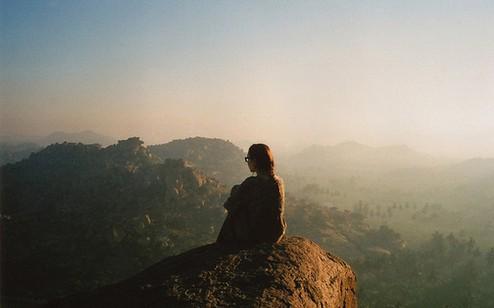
[217,144,287,245]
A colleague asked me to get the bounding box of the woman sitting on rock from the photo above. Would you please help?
[217,143,287,245]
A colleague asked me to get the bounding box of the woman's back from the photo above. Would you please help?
[217,174,287,245]
[247,174,286,243]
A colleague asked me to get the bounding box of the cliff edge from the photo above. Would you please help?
[48,236,357,307]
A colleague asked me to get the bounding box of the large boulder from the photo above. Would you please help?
[49,236,357,307]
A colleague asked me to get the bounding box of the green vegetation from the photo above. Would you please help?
[1,138,227,299]
[1,137,493,307]
[284,197,494,307]
[355,232,494,308]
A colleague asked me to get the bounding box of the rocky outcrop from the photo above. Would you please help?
[49,236,357,307]
[148,137,247,186]
[1,138,227,300]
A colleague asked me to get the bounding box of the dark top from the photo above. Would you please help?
[216,174,287,245]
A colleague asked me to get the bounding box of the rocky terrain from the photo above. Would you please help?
[1,138,228,300]
[48,236,357,308]
[149,137,247,186]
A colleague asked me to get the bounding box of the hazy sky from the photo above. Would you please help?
[1,1,493,158]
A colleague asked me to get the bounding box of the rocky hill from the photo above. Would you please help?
[149,137,247,186]
[1,137,228,300]
[0,142,42,166]
[48,237,357,308]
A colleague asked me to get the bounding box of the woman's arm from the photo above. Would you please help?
[223,185,240,211]
[223,177,256,212]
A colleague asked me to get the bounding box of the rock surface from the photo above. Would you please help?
[48,236,357,308]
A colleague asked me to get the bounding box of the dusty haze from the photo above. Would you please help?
[1,1,493,159]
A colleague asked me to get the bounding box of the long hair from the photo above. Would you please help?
[248,144,275,175]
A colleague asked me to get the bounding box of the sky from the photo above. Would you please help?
[1,0,494,158]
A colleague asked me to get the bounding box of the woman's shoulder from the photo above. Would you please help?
[256,174,284,188]
[240,176,258,187]
[240,174,284,187]
[242,175,257,182]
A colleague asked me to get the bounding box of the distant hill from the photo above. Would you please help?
[0,130,116,147]
[40,130,116,146]
[149,137,247,186]
[384,157,494,189]
[0,142,42,166]
[0,131,116,166]
[445,158,494,179]
[285,141,440,176]
[390,158,494,208]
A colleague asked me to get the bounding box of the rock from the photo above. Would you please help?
[47,236,357,308]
